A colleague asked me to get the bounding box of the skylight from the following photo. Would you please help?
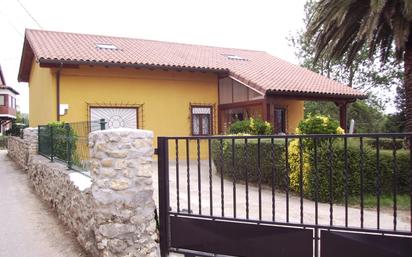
[96,43,118,50]
[222,54,248,61]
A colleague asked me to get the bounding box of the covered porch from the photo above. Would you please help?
[217,76,362,134]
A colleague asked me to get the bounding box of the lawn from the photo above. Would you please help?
[348,194,410,210]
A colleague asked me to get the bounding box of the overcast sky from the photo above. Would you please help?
[0,0,309,114]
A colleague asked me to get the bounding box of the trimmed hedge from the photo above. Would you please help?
[364,138,405,150]
[290,139,410,202]
[212,138,410,203]
[212,139,288,188]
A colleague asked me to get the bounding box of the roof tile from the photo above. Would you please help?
[22,29,365,98]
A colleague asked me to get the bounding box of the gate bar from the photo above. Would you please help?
[158,137,170,257]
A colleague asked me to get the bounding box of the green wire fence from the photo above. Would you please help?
[38,119,106,174]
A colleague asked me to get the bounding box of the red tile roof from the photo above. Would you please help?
[19,29,366,99]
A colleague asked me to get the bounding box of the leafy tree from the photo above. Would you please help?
[383,85,406,132]
[16,112,29,125]
[290,0,405,132]
[304,101,385,133]
[306,0,412,131]
[290,0,402,105]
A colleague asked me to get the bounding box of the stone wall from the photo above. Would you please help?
[7,136,29,170]
[29,156,99,256]
[7,128,38,170]
[7,127,160,257]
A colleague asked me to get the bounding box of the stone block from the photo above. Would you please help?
[89,129,159,256]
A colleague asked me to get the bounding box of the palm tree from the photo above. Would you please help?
[306,0,412,131]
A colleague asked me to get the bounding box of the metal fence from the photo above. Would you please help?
[38,119,106,174]
[157,133,412,257]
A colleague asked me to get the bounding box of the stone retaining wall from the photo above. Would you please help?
[29,156,99,256]
[7,136,30,170]
[7,127,160,257]
[7,128,38,170]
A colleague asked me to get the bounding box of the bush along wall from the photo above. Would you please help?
[47,121,78,164]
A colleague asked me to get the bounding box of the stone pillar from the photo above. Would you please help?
[23,127,38,155]
[89,128,159,257]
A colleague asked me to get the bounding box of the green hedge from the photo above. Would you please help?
[364,138,405,150]
[290,139,410,202]
[212,138,410,203]
[212,139,288,188]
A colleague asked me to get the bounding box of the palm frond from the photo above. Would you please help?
[306,0,412,66]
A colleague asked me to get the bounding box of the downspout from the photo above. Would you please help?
[56,63,63,121]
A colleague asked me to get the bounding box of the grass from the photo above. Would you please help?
[348,194,410,210]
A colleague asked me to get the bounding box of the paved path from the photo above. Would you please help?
[153,161,410,232]
[0,151,87,257]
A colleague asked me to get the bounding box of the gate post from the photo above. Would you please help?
[89,128,159,257]
[157,137,170,257]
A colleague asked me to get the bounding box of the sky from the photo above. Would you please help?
[0,0,308,114]
[0,0,397,114]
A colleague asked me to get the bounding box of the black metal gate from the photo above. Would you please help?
[157,134,412,257]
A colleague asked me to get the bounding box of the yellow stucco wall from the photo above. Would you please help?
[57,66,218,159]
[27,64,305,159]
[58,66,218,137]
[268,98,304,133]
[28,62,56,127]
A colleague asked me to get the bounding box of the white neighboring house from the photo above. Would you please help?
[0,65,19,135]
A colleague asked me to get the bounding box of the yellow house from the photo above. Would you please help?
[18,29,365,141]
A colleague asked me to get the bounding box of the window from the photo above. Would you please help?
[0,95,4,106]
[274,108,286,134]
[90,107,138,131]
[191,106,212,135]
[231,112,244,121]
[12,97,16,109]
[96,43,118,50]
[221,54,248,61]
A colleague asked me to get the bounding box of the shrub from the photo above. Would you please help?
[47,121,78,162]
[296,115,343,135]
[212,138,288,188]
[212,137,410,204]
[364,138,405,150]
[289,139,410,202]
[5,122,28,137]
[229,118,272,135]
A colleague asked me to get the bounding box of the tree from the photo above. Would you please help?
[290,0,403,108]
[290,0,404,132]
[383,85,406,132]
[306,0,412,131]
[304,101,385,133]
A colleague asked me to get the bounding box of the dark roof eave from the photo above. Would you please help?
[38,58,229,74]
[0,86,19,95]
[0,65,6,86]
[266,89,367,101]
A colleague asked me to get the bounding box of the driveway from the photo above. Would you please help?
[0,151,87,257]
[152,161,410,232]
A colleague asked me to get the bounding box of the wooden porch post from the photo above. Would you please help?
[262,96,269,121]
[336,101,348,132]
